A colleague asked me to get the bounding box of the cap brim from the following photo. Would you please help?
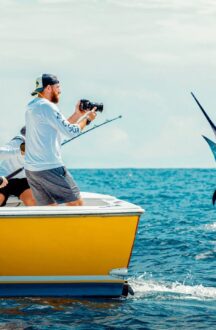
[31,87,44,96]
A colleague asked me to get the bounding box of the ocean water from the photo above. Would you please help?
[0,168,216,329]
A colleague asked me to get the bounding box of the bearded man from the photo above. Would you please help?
[25,74,96,206]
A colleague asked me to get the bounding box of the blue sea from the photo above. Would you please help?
[0,169,216,329]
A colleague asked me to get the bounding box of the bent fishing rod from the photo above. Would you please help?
[0,115,122,185]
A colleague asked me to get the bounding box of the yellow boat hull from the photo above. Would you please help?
[0,214,139,277]
[0,209,142,297]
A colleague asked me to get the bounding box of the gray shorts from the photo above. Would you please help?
[25,167,81,206]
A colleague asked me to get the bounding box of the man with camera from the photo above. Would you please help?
[25,73,97,206]
[0,127,35,206]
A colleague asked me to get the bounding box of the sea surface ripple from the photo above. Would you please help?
[0,169,215,329]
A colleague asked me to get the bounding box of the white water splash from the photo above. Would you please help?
[129,276,216,300]
[203,222,216,231]
[195,250,216,260]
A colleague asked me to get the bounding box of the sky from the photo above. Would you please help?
[1,0,216,168]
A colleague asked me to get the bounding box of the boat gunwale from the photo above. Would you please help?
[0,209,144,218]
[3,192,144,216]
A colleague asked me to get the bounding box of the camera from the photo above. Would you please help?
[80,99,103,112]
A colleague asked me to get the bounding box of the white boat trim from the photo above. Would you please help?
[0,208,143,217]
[0,275,124,283]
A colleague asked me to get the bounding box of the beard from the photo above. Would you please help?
[51,90,60,104]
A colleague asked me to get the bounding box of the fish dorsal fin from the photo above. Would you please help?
[202,135,216,161]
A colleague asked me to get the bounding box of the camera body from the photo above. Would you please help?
[80,99,103,112]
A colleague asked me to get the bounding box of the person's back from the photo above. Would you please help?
[0,135,25,178]
[25,97,69,171]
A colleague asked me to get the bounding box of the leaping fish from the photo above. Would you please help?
[191,92,216,205]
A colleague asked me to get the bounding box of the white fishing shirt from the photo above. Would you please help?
[25,97,81,171]
[0,135,25,178]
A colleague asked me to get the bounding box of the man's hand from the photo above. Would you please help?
[75,101,97,120]
[68,101,85,124]
[86,108,97,124]
[0,176,8,188]
[75,100,85,116]
[68,101,97,125]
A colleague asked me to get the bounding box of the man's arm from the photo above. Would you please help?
[0,176,8,188]
[46,102,97,139]
[67,101,97,130]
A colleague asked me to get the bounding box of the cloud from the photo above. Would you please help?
[1,0,216,167]
[106,0,216,11]
[125,114,216,167]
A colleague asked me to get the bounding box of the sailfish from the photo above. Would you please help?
[191,92,216,204]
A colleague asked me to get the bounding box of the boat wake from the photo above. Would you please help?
[128,276,216,300]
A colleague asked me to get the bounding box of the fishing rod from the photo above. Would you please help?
[61,115,122,146]
[0,115,122,185]
[0,167,24,185]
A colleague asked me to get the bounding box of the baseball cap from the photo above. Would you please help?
[31,73,59,96]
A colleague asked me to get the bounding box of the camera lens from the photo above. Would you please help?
[80,99,103,112]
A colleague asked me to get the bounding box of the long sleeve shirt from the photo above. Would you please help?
[0,136,25,178]
[25,97,81,171]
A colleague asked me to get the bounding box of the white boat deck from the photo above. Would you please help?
[1,192,144,216]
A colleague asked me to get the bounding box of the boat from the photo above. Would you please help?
[0,192,143,298]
